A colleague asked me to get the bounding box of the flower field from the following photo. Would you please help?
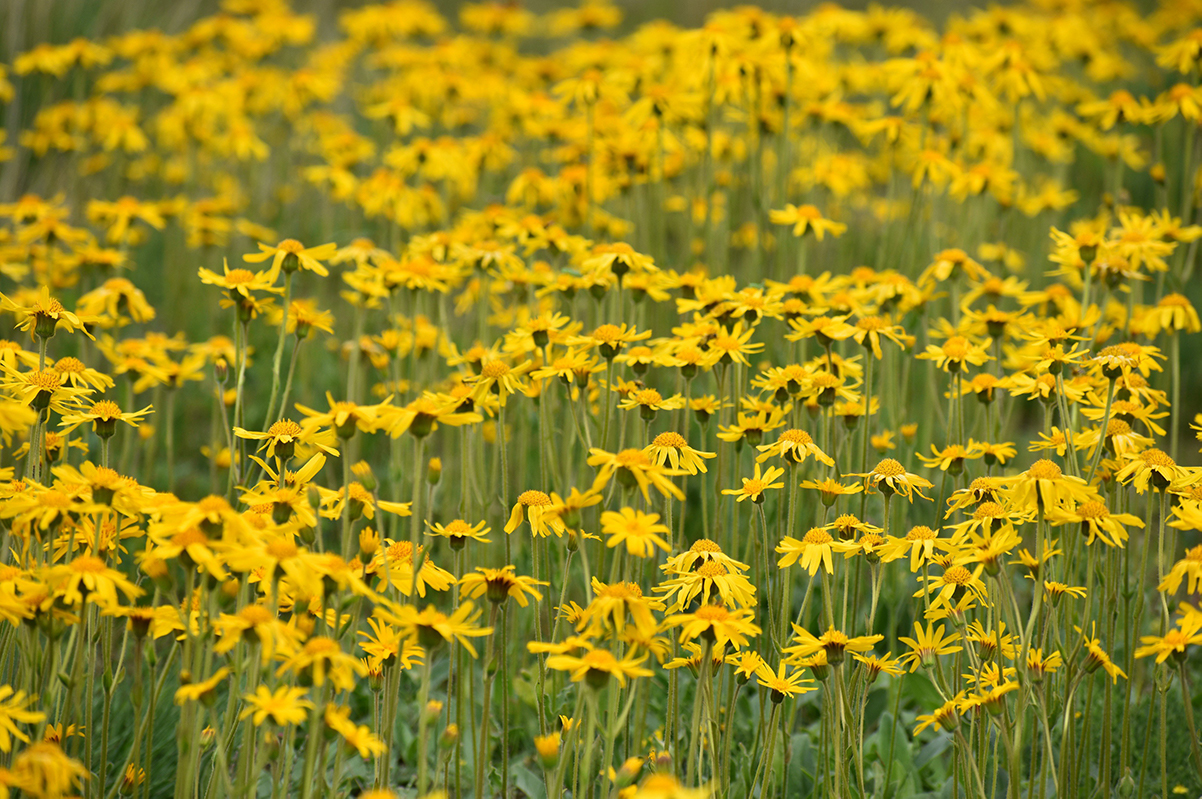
[3,0,1202,797]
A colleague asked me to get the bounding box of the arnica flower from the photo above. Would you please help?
[853,652,905,683]
[661,538,747,575]
[755,428,833,466]
[1046,499,1141,547]
[665,604,761,650]
[235,419,339,462]
[917,335,990,373]
[174,668,231,706]
[244,238,338,277]
[898,621,963,671]
[600,508,670,558]
[723,463,785,504]
[426,519,491,550]
[769,204,847,240]
[0,286,94,341]
[546,646,653,689]
[643,432,715,474]
[1134,614,1202,663]
[787,625,884,666]
[776,527,841,576]
[1080,625,1127,682]
[916,561,988,611]
[59,399,152,438]
[1160,546,1202,595]
[852,458,934,502]
[1004,458,1093,511]
[389,602,492,658]
[239,686,313,727]
[655,560,756,612]
[587,447,684,501]
[755,661,817,703]
[1113,448,1187,493]
[198,258,283,303]
[0,687,44,751]
[577,578,663,639]
[801,477,864,507]
[459,566,547,607]
[505,490,565,538]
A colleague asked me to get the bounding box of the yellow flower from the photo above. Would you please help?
[600,508,671,558]
[786,625,884,666]
[239,686,313,727]
[644,432,715,475]
[755,428,833,466]
[723,463,786,504]
[851,458,934,502]
[459,566,547,608]
[174,668,231,705]
[244,238,338,277]
[546,646,653,689]
[898,621,962,671]
[0,286,94,341]
[664,604,761,650]
[769,204,847,240]
[0,686,45,751]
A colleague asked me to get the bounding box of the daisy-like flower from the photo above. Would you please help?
[295,393,390,438]
[546,645,653,689]
[568,323,651,360]
[1160,545,1202,595]
[655,560,757,612]
[769,204,847,240]
[600,508,671,558]
[576,578,663,639]
[664,604,761,650]
[1045,499,1140,547]
[851,315,909,360]
[755,661,818,703]
[851,458,934,502]
[800,478,864,507]
[898,621,963,671]
[380,393,482,439]
[917,442,984,474]
[243,238,338,277]
[426,519,491,550]
[239,686,313,727]
[915,560,988,611]
[1,367,92,414]
[853,652,905,683]
[755,428,833,466]
[46,555,143,608]
[505,490,566,538]
[1134,614,1202,663]
[459,566,547,607]
[174,668,231,706]
[726,651,767,684]
[661,538,748,575]
[388,602,493,658]
[786,625,884,666]
[587,447,684,501]
[644,432,715,475]
[617,387,685,420]
[1080,624,1126,682]
[0,687,45,751]
[198,258,283,301]
[0,286,94,341]
[1004,459,1093,511]
[235,419,339,462]
[723,463,786,504]
[467,358,533,407]
[59,399,152,438]
[776,527,839,576]
[1114,448,1188,493]
[917,335,991,373]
